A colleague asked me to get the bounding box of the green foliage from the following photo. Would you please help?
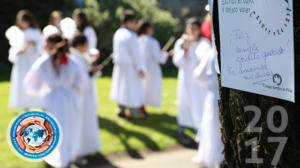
[0,0,178,72]
[83,0,178,55]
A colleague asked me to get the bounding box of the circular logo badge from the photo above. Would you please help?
[8,111,60,160]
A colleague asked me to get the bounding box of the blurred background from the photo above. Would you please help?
[0,0,208,78]
[0,1,210,167]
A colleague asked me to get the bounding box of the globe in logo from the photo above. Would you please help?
[23,124,47,148]
[9,111,60,160]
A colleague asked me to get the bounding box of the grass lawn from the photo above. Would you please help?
[0,76,181,168]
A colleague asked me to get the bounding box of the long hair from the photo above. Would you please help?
[51,39,68,62]
[73,9,89,32]
[16,10,39,29]
[136,20,152,36]
[48,10,62,25]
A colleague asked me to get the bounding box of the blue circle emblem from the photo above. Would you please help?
[9,111,60,159]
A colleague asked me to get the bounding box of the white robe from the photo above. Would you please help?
[110,27,145,108]
[70,49,101,157]
[139,35,168,107]
[83,26,98,52]
[24,54,85,167]
[193,38,223,166]
[173,38,206,130]
[6,26,44,108]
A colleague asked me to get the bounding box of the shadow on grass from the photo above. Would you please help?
[44,113,195,168]
[127,113,198,149]
[82,153,118,168]
[98,117,160,159]
[44,153,118,168]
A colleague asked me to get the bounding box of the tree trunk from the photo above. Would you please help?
[213,1,300,167]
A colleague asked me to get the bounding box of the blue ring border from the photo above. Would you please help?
[10,111,60,159]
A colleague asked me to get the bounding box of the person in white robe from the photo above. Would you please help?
[173,18,206,143]
[192,36,224,166]
[24,38,85,168]
[110,10,146,119]
[137,21,168,108]
[73,9,100,63]
[72,9,102,126]
[42,11,62,39]
[6,10,43,109]
[70,34,101,162]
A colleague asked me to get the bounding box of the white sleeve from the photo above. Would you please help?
[150,38,168,64]
[8,47,19,64]
[24,58,46,97]
[6,26,24,63]
[172,39,186,68]
[195,39,212,60]
[84,27,98,51]
[193,41,217,87]
[127,35,145,72]
[71,62,88,96]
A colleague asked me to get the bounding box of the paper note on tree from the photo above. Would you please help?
[218,0,295,102]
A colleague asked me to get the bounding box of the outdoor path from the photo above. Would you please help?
[88,146,199,168]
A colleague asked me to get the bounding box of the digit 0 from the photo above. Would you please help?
[267,106,288,133]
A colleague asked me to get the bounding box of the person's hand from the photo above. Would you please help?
[182,39,193,53]
[139,71,145,78]
[182,35,198,53]
[17,42,31,55]
[91,53,100,65]
[90,66,102,76]
[168,49,174,58]
[28,41,36,46]
[90,48,100,64]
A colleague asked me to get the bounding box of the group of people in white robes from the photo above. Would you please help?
[110,10,223,167]
[6,9,101,167]
[6,8,224,168]
[110,10,170,119]
[173,16,224,167]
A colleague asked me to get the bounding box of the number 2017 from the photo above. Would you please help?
[243,105,288,166]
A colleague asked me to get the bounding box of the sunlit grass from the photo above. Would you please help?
[0,76,180,168]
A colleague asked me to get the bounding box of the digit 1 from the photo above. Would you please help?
[245,137,264,164]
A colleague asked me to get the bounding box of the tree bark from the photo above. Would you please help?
[213,1,300,167]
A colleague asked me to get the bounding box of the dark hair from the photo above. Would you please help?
[73,9,89,32]
[72,34,87,47]
[50,38,68,61]
[46,34,63,45]
[121,10,136,25]
[185,17,201,28]
[16,10,39,29]
[136,20,152,36]
[48,10,62,25]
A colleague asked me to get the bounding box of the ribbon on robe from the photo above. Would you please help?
[60,52,68,64]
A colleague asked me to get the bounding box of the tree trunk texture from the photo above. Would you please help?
[213,1,300,168]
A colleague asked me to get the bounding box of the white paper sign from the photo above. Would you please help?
[218,0,295,102]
